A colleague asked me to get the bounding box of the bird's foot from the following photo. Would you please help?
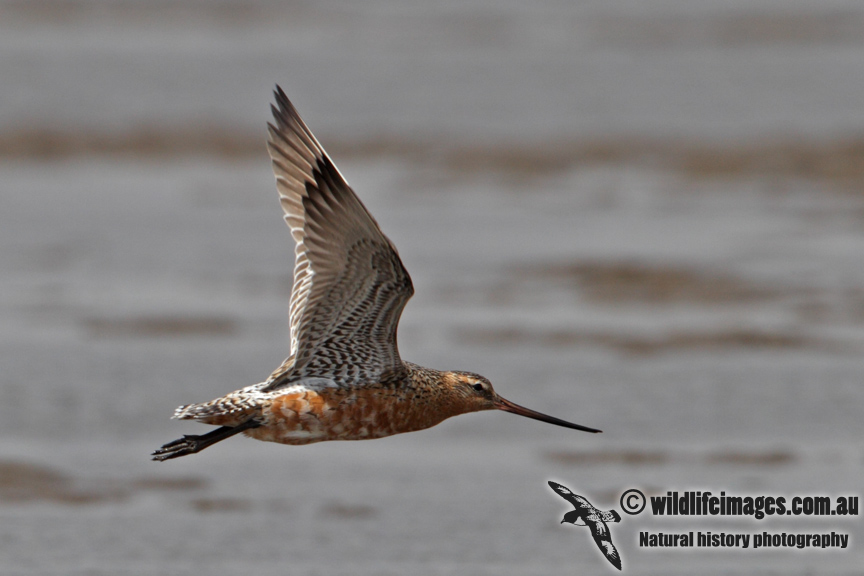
[151,420,261,462]
[151,435,205,461]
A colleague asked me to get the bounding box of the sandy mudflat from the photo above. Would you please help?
[3,1,864,573]
[3,154,863,574]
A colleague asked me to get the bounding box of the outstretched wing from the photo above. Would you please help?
[588,520,622,571]
[265,86,414,388]
[548,481,595,512]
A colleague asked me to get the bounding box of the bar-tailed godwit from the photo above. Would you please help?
[152,87,600,461]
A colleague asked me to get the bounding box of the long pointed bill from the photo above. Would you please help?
[494,397,601,433]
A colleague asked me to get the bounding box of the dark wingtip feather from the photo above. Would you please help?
[273,85,295,118]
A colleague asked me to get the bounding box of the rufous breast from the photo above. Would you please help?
[244,385,463,445]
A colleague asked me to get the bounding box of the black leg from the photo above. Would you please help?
[151,419,261,461]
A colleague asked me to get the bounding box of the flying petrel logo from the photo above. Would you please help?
[548,481,623,571]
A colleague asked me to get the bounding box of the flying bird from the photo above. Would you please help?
[152,86,600,462]
[548,481,622,571]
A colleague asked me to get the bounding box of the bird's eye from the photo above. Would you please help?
[472,383,484,392]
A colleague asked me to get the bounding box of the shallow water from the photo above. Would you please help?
[2,1,864,574]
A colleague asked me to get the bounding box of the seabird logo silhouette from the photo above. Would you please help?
[548,481,623,571]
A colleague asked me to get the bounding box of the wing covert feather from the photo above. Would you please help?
[265,86,414,389]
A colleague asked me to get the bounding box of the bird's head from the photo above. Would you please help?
[445,371,601,434]
[561,510,587,526]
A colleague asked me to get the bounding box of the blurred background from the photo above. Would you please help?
[2,0,864,574]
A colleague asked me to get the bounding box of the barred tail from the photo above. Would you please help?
[171,382,269,425]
